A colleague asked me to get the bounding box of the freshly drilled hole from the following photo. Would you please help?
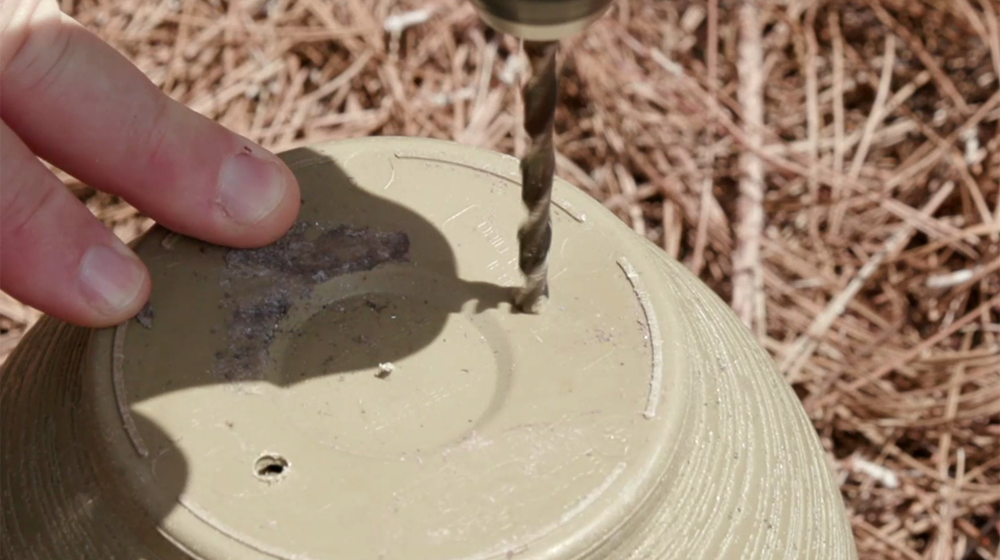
[255,454,289,480]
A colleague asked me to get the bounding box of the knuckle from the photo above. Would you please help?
[137,96,175,173]
[0,0,72,95]
[116,94,181,189]
[0,154,63,243]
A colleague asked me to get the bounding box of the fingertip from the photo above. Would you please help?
[269,157,303,239]
[214,147,301,248]
[75,242,152,327]
[3,239,153,330]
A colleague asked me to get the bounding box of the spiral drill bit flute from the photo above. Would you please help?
[468,0,612,312]
[514,41,559,312]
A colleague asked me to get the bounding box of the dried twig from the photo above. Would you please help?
[732,0,766,336]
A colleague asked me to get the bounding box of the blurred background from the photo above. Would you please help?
[0,0,997,557]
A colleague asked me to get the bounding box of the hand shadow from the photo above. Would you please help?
[132,146,516,390]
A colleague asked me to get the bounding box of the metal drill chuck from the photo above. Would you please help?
[469,0,613,41]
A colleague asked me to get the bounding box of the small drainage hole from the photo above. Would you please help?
[255,454,289,480]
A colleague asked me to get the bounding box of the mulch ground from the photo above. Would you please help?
[1,0,998,557]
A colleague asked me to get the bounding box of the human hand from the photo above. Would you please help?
[0,0,301,328]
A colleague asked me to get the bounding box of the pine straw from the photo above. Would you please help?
[1,0,998,557]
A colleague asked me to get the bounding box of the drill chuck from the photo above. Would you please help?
[469,0,613,41]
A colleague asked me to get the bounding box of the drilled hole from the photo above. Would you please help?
[254,454,289,480]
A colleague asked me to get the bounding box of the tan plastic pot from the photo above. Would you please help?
[1,137,858,559]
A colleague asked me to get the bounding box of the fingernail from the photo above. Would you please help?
[218,152,288,225]
[79,245,145,315]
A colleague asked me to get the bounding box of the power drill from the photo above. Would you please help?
[468,0,614,312]
[469,0,613,41]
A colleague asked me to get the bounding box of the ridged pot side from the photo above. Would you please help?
[0,316,190,559]
[601,235,858,559]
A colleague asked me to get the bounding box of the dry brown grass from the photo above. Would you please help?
[1,0,998,557]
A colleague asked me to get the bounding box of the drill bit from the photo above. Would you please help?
[514,40,560,313]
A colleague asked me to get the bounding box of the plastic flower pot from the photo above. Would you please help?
[1,137,858,559]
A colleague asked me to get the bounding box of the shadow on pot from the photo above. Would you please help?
[121,147,514,393]
[206,148,514,385]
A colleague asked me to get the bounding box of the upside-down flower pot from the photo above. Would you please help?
[1,137,858,559]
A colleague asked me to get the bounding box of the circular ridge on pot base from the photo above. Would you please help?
[0,137,859,560]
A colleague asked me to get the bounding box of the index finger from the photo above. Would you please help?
[0,0,301,249]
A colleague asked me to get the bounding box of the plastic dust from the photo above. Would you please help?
[215,221,410,383]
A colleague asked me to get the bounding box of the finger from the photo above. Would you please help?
[0,0,300,249]
[0,121,150,327]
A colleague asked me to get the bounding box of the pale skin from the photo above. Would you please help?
[0,0,302,327]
